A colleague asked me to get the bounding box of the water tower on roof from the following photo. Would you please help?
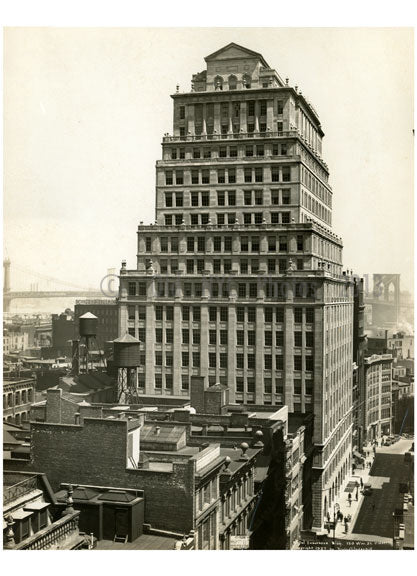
[112,333,141,403]
[72,312,104,374]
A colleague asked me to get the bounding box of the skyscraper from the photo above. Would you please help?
[118,43,354,530]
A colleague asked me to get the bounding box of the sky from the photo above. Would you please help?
[3,27,414,293]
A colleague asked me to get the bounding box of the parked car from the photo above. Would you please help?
[362,483,373,495]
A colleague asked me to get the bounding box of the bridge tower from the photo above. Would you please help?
[3,258,11,312]
[3,258,11,293]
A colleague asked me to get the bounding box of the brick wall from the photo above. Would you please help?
[28,418,195,533]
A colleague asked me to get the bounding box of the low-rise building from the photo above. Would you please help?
[362,354,393,441]
[387,332,414,360]
[3,471,86,550]
[3,378,35,425]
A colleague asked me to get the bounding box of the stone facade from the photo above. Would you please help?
[117,43,354,530]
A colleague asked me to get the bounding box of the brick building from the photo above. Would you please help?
[51,310,74,357]
[3,377,34,425]
[117,43,354,531]
[5,391,261,549]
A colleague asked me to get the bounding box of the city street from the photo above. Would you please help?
[352,439,413,540]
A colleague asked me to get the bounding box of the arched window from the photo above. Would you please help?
[214,76,223,91]
[228,75,237,90]
[242,74,251,89]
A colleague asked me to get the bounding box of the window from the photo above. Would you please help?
[294,308,303,323]
[128,282,136,296]
[248,330,256,346]
[179,105,185,119]
[155,352,163,365]
[237,306,245,322]
[193,331,201,345]
[182,376,189,390]
[306,309,314,324]
[255,168,263,182]
[237,353,244,369]
[282,190,291,205]
[218,169,226,184]
[165,171,173,185]
[201,191,209,207]
[182,329,189,344]
[247,354,255,369]
[268,237,276,252]
[237,330,244,346]
[209,353,217,368]
[193,148,201,159]
[217,213,225,226]
[271,167,279,182]
[192,170,199,184]
[255,190,263,205]
[276,355,284,370]
[294,355,302,371]
[265,355,272,369]
[165,192,173,207]
[220,353,228,368]
[193,352,200,367]
[268,259,276,273]
[306,356,314,371]
[155,375,162,389]
[251,236,259,251]
[209,329,217,345]
[247,378,255,392]
[276,331,284,347]
[277,100,283,114]
[243,75,251,89]
[230,146,237,157]
[213,236,222,251]
[260,101,267,115]
[220,307,228,322]
[306,332,314,348]
[203,148,211,159]
[265,331,272,346]
[244,168,252,183]
[236,378,244,392]
[197,237,206,252]
[202,170,210,184]
[264,378,272,393]
[282,166,291,182]
[228,169,236,184]
[249,283,257,298]
[295,331,302,347]
[224,236,232,251]
[209,307,217,322]
[248,307,256,323]
[193,306,201,321]
[156,328,163,343]
[176,170,184,185]
[279,236,287,251]
[183,306,190,321]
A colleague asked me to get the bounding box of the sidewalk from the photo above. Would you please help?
[330,443,376,540]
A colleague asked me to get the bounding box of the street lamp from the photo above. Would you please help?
[332,503,340,547]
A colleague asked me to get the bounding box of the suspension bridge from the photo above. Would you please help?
[3,259,105,312]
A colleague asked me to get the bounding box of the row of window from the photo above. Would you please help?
[167,142,289,160]
[179,99,284,118]
[144,233,303,254]
[155,257,304,275]
[127,303,314,324]
[152,279,315,300]
[4,389,33,407]
[164,188,293,208]
[162,211,295,226]
[151,328,314,348]
[154,350,315,371]
[164,166,292,186]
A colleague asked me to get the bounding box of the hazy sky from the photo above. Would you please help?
[4,27,414,292]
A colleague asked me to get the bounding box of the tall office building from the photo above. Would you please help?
[118,43,354,530]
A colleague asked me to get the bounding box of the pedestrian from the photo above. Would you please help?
[355,489,359,501]
[326,522,330,535]
[360,477,363,488]
[327,511,331,523]
[344,520,349,533]
[348,493,352,507]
